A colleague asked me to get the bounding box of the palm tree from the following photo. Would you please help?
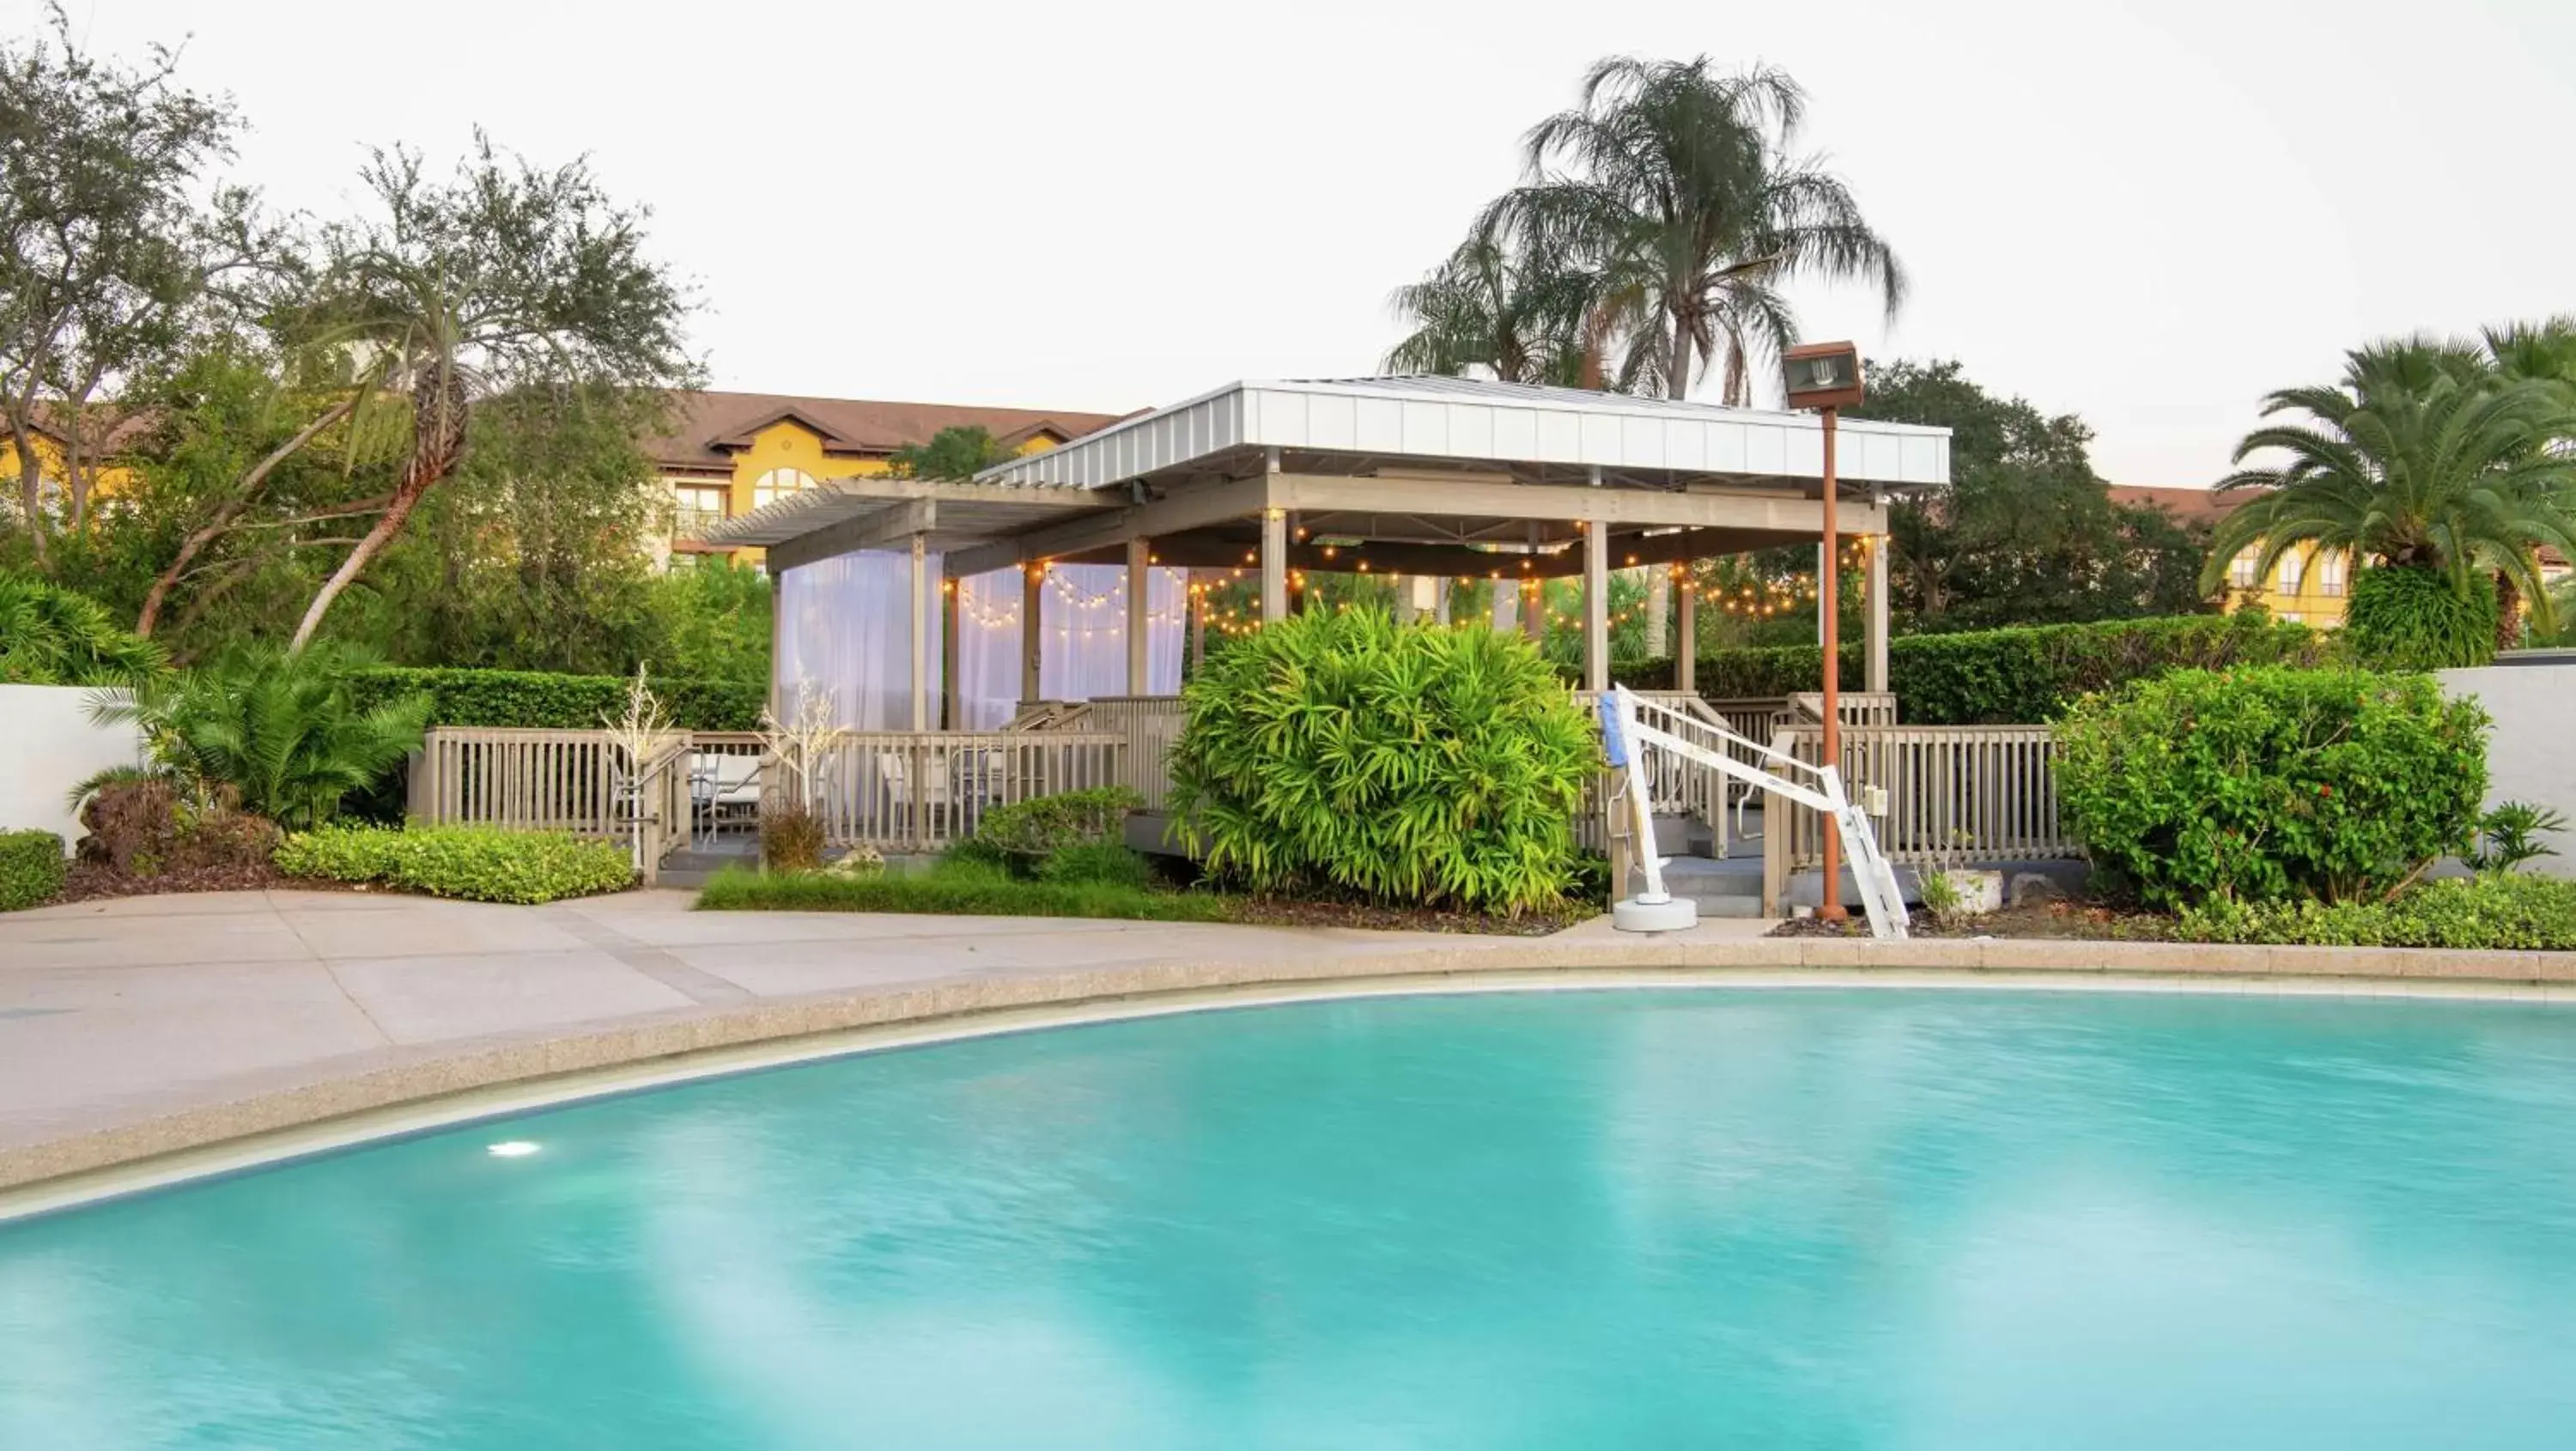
[2476,317,2576,645]
[86,644,429,829]
[1476,57,1905,404]
[2202,340,2576,644]
[1382,234,1606,386]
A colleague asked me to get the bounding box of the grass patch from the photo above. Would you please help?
[694,859,1232,923]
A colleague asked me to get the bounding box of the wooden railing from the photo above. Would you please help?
[807,731,1127,849]
[408,726,696,883]
[1761,723,2074,908]
[1076,696,1187,812]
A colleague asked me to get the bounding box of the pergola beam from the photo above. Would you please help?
[1272,472,1885,536]
[766,498,937,574]
[944,476,1271,578]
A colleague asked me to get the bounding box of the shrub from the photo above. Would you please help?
[1036,841,1157,889]
[1627,612,2326,723]
[969,786,1145,867]
[345,666,765,731]
[693,859,1229,922]
[761,801,826,872]
[91,645,429,830]
[2175,873,2576,950]
[1168,609,1595,914]
[70,774,280,877]
[276,824,636,904]
[2055,666,2488,908]
[2466,802,2567,877]
[0,570,166,686]
[2342,564,2498,671]
[0,829,66,911]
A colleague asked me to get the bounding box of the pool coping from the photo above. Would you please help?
[3,933,2572,1220]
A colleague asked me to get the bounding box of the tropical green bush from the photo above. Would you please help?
[694,859,1227,922]
[2342,564,2499,671]
[0,829,66,911]
[1626,612,2324,723]
[2465,802,2567,877]
[969,786,1145,868]
[2175,873,2576,951]
[2055,666,2488,908]
[90,646,430,830]
[343,666,765,731]
[0,570,166,685]
[275,824,636,903]
[1168,609,1596,914]
[1035,841,1157,889]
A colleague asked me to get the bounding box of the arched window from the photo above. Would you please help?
[752,467,817,510]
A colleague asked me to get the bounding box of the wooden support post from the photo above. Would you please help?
[1126,536,1150,695]
[908,533,929,732]
[1261,507,1289,623]
[1188,568,1206,672]
[1675,565,1698,695]
[1433,576,1451,626]
[1020,562,1043,705]
[1523,521,1546,645]
[1583,521,1610,692]
[1866,531,1891,695]
[940,572,961,729]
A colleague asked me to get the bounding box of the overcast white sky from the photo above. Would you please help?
[20,0,2576,484]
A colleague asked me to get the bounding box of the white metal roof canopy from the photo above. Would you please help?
[974,376,1950,492]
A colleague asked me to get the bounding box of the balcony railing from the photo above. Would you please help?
[671,504,726,540]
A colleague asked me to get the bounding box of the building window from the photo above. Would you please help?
[752,467,817,511]
[671,483,726,539]
[2316,551,2348,597]
[2278,551,2304,592]
[2228,547,2259,589]
[2281,611,2302,625]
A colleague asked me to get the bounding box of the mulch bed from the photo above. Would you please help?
[50,859,361,906]
[1220,895,1589,937]
[1767,898,2179,941]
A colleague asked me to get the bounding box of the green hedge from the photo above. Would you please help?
[2176,873,2576,950]
[2056,666,2488,908]
[276,824,638,904]
[345,667,766,732]
[0,829,66,912]
[1626,613,2327,724]
[695,859,1226,921]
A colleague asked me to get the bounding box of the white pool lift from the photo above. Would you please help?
[1598,685,1909,941]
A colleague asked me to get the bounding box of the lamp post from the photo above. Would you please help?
[1783,342,1865,923]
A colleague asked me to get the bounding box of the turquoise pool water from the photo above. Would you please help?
[4,988,2575,1448]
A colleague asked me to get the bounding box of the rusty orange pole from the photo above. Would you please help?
[1817,406,1846,923]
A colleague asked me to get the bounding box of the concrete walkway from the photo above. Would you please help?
[0,888,1767,1186]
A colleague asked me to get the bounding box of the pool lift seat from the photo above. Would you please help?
[1599,685,1910,941]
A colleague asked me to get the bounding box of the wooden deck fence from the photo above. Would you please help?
[410,690,2073,911]
[1761,721,2075,912]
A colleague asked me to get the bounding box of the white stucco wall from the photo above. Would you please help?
[2439,663,2576,878]
[0,683,143,853]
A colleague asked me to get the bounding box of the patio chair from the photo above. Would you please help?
[876,749,956,842]
[694,753,764,847]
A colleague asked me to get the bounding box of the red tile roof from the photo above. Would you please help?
[642,390,1131,471]
[2106,483,2247,526]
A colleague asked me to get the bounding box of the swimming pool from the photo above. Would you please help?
[3,987,2573,1448]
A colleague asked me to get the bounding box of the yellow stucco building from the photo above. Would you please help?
[646,392,1128,568]
[1,410,143,519]
[2111,484,2353,627]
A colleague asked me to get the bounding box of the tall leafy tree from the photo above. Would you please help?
[1855,360,2208,628]
[890,425,1012,480]
[2203,339,2576,645]
[279,134,697,647]
[1475,57,1904,404]
[0,9,266,562]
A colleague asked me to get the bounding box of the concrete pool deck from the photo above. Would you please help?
[3,887,2572,1210]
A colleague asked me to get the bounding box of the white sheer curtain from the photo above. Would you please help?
[774,552,941,731]
[781,556,1186,732]
[951,564,1187,726]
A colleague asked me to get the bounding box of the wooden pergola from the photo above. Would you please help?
[708,377,1951,722]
